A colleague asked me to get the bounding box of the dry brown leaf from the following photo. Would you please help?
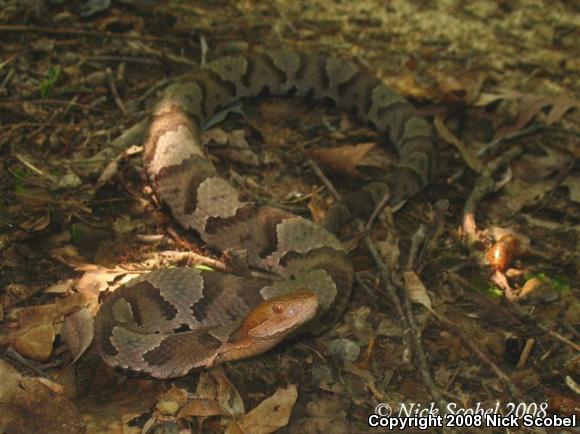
[513,95,580,130]
[177,398,225,419]
[61,308,94,365]
[434,115,483,173]
[0,360,85,433]
[204,128,261,166]
[290,416,351,433]
[376,231,401,273]
[1,283,38,308]
[290,397,352,433]
[500,176,556,214]
[342,362,384,403]
[564,175,580,203]
[309,142,375,176]
[155,387,189,417]
[7,293,86,327]
[474,89,521,107]
[77,379,164,433]
[75,269,135,303]
[404,271,432,309]
[389,73,434,99]
[50,245,87,268]
[225,385,298,434]
[44,279,75,294]
[475,90,580,139]
[307,192,329,224]
[436,70,488,104]
[491,146,569,213]
[195,371,245,416]
[11,323,55,361]
[1,294,87,359]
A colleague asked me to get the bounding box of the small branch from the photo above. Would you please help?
[399,223,447,410]
[427,307,523,399]
[363,188,391,234]
[11,98,112,113]
[402,292,447,410]
[415,200,448,274]
[364,236,413,362]
[106,67,127,115]
[516,338,535,370]
[406,224,427,271]
[536,323,580,352]
[5,347,46,377]
[477,124,544,157]
[306,157,341,201]
[0,24,181,42]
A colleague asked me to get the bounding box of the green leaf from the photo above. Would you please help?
[195,264,215,272]
[39,67,61,99]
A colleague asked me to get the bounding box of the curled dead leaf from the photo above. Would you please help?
[434,115,483,173]
[309,142,375,176]
[156,387,189,417]
[0,360,85,433]
[11,323,55,361]
[403,271,432,309]
[61,308,94,365]
[196,371,245,416]
[225,385,298,434]
[436,69,488,104]
[177,398,225,419]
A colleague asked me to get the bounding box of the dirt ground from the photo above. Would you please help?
[0,0,578,433]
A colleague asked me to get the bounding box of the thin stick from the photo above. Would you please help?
[427,306,523,399]
[306,157,341,201]
[363,188,391,234]
[402,224,447,409]
[536,324,580,352]
[516,338,535,370]
[406,224,426,271]
[0,24,181,42]
[403,293,447,409]
[364,237,413,363]
[5,347,46,377]
[22,99,111,113]
[477,124,544,157]
[106,67,127,115]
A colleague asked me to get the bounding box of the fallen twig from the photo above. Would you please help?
[364,237,413,363]
[106,67,127,115]
[0,24,181,42]
[426,306,523,399]
[477,124,544,157]
[306,157,341,201]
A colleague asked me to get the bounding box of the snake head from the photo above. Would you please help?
[241,290,318,340]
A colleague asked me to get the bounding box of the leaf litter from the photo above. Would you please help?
[0,0,579,433]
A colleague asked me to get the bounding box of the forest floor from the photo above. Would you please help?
[0,0,579,433]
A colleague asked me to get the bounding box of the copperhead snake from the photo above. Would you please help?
[94,50,436,378]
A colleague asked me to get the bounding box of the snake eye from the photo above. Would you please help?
[272,303,283,314]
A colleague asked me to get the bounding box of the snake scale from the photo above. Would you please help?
[94,50,436,378]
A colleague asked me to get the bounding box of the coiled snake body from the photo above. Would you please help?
[94,50,436,379]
